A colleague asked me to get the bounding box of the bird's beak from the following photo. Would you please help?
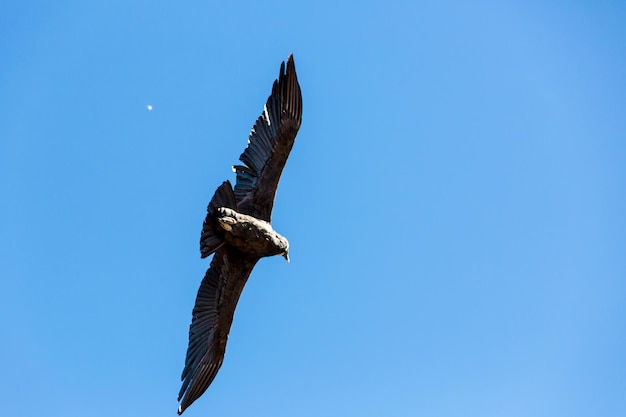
[283,252,290,263]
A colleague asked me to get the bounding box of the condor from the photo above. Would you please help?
[178,55,302,415]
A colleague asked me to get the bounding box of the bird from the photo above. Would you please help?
[177,54,302,415]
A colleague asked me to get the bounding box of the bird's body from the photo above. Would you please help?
[177,55,302,414]
[216,207,289,259]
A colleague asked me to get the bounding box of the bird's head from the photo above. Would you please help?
[278,236,290,263]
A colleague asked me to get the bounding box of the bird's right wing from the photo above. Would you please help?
[178,249,258,414]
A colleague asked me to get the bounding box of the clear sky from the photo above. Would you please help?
[1,1,625,416]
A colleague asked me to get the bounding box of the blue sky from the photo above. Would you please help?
[1,1,625,416]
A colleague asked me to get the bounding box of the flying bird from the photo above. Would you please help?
[177,55,302,414]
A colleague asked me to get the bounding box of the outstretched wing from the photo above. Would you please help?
[178,249,259,415]
[233,54,302,221]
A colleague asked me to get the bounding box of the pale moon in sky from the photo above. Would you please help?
[147,105,153,111]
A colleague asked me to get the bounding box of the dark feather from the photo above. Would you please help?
[200,181,237,258]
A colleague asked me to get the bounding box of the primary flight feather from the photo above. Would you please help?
[177,55,302,414]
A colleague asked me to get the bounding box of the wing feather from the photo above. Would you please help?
[233,55,302,221]
[178,249,258,414]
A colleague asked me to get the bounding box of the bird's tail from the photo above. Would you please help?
[199,180,237,258]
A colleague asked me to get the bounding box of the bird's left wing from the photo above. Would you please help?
[178,249,258,414]
[233,54,302,221]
